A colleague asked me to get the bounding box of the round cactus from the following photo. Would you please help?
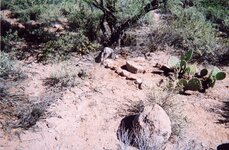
[200,68,208,77]
[185,78,201,91]
[215,72,226,80]
[168,56,180,68]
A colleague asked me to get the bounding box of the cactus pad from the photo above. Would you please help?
[181,50,193,61]
[187,64,196,75]
[185,78,201,91]
[200,69,208,77]
[168,56,180,68]
[209,78,216,88]
[215,72,226,80]
[178,79,188,87]
[180,60,187,69]
[210,67,220,77]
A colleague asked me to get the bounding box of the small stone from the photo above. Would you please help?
[121,70,130,77]
[135,78,142,84]
[126,61,145,74]
[115,68,123,74]
[126,74,138,80]
[103,59,114,68]
[46,122,54,128]
[115,55,119,59]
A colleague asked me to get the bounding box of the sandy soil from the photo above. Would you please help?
[0,51,228,150]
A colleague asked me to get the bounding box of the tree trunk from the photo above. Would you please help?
[92,0,159,46]
[106,0,159,46]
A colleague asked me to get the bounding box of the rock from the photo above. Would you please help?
[136,104,172,149]
[2,10,13,18]
[135,78,142,84]
[139,80,153,90]
[101,47,115,63]
[117,104,171,149]
[115,55,119,59]
[103,59,115,69]
[126,74,138,80]
[126,61,145,74]
[115,68,123,74]
[121,70,130,77]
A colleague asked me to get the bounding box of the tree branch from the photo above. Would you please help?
[106,0,159,46]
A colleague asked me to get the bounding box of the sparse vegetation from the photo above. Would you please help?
[44,61,81,88]
[157,50,227,93]
[0,52,25,80]
[0,0,228,149]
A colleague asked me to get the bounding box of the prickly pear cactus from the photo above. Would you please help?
[209,67,220,78]
[200,68,208,77]
[215,72,226,80]
[180,60,187,69]
[181,50,193,61]
[178,79,188,87]
[168,56,180,68]
[184,78,202,91]
[186,64,196,75]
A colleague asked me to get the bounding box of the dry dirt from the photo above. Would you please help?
[0,51,228,150]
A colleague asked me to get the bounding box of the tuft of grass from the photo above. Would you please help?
[117,121,165,150]
[44,61,81,88]
[0,56,53,131]
[147,87,186,137]
[0,52,26,80]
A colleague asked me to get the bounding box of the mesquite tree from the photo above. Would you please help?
[85,0,159,46]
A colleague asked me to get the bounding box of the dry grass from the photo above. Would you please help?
[147,86,186,137]
[0,53,58,131]
[0,84,56,131]
[44,61,82,88]
[117,83,186,149]
[117,122,165,150]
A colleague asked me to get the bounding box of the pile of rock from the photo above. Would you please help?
[103,59,146,88]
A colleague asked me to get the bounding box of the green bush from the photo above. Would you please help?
[2,0,73,22]
[0,52,25,80]
[165,0,217,55]
[41,32,99,62]
[195,0,229,26]
[1,30,21,53]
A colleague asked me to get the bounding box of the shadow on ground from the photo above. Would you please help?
[218,101,229,127]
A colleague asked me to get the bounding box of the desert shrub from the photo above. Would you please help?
[41,32,99,62]
[2,0,45,22]
[165,0,217,55]
[2,0,74,22]
[68,7,102,41]
[44,61,81,88]
[0,52,25,80]
[195,0,229,26]
[116,0,149,20]
[1,30,22,53]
